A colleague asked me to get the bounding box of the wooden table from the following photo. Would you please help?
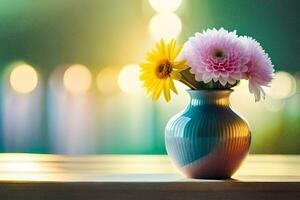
[0,154,299,200]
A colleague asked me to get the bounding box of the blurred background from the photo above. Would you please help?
[0,0,299,154]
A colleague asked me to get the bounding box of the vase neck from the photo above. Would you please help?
[187,90,232,107]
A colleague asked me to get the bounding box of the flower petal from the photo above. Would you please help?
[169,78,178,94]
[202,74,213,83]
[170,71,182,80]
[218,77,227,86]
[163,81,171,102]
[140,38,186,102]
[152,81,164,101]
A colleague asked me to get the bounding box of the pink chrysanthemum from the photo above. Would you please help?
[183,28,249,86]
[241,36,274,101]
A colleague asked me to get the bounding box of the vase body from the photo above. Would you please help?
[165,90,251,179]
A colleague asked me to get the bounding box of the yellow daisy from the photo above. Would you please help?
[140,39,188,102]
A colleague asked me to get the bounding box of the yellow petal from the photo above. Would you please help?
[145,80,158,94]
[152,81,164,101]
[163,81,171,102]
[160,39,168,59]
[140,63,155,69]
[146,49,161,62]
[140,72,153,81]
[172,60,188,70]
[169,78,178,94]
[171,40,178,60]
[170,71,182,80]
[155,41,163,57]
[172,45,183,60]
[167,39,175,60]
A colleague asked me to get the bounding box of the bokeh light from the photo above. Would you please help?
[230,80,260,114]
[295,71,300,93]
[262,97,286,112]
[149,12,182,41]
[9,64,38,94]
[149,0,182,12]
[118,64,142,94]
[266,71,296,99]
[286,94,300,119]
[63,64,92,94]
[96,66,120,95]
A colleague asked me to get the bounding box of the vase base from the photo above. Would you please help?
[179,143,249,180]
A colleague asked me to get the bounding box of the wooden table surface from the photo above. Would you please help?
[0,154,299,200]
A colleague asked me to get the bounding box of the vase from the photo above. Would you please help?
[165,89,251,179]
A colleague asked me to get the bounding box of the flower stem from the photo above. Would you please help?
[179,77,197,90]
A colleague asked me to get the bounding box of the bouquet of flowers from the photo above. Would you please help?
[140,28,274,102]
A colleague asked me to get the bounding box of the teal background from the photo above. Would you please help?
[0,0,299,73]
[0,0,299,154]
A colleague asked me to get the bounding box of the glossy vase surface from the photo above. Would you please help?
[165,90,251,179]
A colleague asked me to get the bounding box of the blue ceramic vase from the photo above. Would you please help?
[165,89,251,179]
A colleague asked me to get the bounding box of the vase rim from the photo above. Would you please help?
[186,89,232,104]
[186,89,233,93]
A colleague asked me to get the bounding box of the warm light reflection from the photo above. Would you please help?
[0,154,179,181]
[0,154,298,182]
[0,160,42,172]
[149,0,182,12]
[0,154,55,181]
[96,67,120,95]
[149,12,182,41]
[266,71,296,99]
[9,64,38,94]
[63,64,92,94]
[118,64,142,94]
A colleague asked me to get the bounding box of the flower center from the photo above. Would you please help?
[156,61,173,79]
[213,49,225,60]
